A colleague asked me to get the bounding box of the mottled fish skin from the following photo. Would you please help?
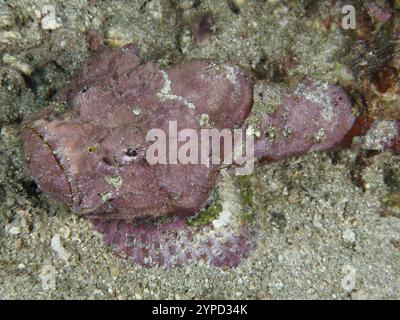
[253,81,356,161]
[91,218,258,268]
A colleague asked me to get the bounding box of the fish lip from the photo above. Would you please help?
[21,124,81,208]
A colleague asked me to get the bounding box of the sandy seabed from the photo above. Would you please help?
[0,0,399,299]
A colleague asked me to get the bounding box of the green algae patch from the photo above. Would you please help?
[100,191,112,203]
[105,175,123,190]
[187,186,222,227]
[187,173,258,228]
[234,174,257,225]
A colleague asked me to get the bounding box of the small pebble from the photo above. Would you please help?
[2,54,32,76]
[342,229,356,244]
[7,226,21,235]
[39,265,56,291]
[51,233,71,261]
[41,5,62,30]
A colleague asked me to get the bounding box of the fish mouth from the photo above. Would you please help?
[21,126,75,206]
